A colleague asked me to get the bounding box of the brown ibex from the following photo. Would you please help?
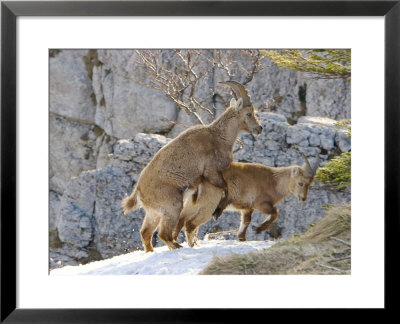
[174,153,319,247]
[122,81,262,252]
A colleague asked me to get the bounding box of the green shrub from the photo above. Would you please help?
[316,152,351,189]
[262,49,351,80]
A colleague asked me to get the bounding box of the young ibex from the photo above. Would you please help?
[122,81,262,252]
[174,153,319,247]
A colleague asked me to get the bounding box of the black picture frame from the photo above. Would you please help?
[1,0,399,322]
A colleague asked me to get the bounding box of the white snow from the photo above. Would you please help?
[50,239,275,275]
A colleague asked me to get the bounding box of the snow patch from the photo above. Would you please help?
[50,239,275,275]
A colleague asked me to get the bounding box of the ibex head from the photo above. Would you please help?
[220,81,263,135]
[289,152,320,202]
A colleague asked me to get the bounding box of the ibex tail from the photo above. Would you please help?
[121,187,140,214]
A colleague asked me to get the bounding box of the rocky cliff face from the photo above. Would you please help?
[49,49,351,269]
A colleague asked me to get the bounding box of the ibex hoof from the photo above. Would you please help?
[169,242,183,250]
[175,243,183,249]
[188,241,199,248]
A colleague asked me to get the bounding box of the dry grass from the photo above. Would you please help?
[200,204,351,275]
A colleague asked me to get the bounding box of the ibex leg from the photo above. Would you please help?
[184,205,215,247]
[203,169,228,216]
[140,210,161,252]
[158,189,184,250]
[255,203,279,234]
[237,209,253,241]
[212,195,230,220]
[173,217,185,242]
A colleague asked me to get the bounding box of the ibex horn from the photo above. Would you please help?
[300,152,314,177]
[300,152,320,176]
[220,81,252,107]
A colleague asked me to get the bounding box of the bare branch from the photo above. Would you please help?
[327,256,351,263]
[316,262,347,273]
[243,50,264,85]
[330,237,351,247]
[128,49,264,132]
[160,118,191,129]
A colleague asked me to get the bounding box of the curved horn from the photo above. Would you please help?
[300,152,313,177]
[220,81,252,107]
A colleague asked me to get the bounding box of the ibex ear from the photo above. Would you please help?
[236,98,244,110]
[230,98,237,109]
[291,167,301,177]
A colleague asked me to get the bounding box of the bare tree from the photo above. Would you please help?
[131,49,264,126]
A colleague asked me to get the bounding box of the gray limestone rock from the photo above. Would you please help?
[49,50,96,124]
[49,114,103,193]
[92,50,179,139]
[57,165,145,259]
[306,78,351,120]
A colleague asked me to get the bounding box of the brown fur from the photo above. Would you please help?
[121,96,262,252]
[175,158,318,246]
